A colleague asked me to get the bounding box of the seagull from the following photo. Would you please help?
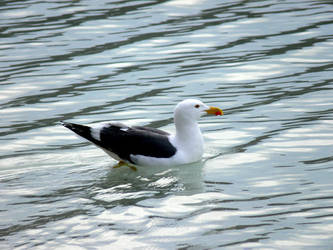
[61,99,223,168]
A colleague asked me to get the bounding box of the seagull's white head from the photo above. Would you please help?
[174,99,223,123]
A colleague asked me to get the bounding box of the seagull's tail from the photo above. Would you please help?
[61,121,97,144]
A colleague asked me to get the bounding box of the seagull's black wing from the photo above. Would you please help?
[132,126,170,136]
[61,122,177,164]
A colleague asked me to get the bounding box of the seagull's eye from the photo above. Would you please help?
[195,104,200,108]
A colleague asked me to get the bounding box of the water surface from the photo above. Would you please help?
[1,0,333,249]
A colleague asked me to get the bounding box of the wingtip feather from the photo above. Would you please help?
[60,121,70,127]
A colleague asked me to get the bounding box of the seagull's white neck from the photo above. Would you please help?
[173,114,204,162]
[174,116,200,140]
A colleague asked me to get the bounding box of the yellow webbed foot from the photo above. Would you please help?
[112,161,137,171]
[112,161,126,168]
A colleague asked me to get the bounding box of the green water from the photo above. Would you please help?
[1,0,333,249]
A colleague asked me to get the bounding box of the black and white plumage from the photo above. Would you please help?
[61,99,223,167]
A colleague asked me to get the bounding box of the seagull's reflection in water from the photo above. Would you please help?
[90,161,205,208]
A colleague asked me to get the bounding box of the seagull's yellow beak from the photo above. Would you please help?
[205,106,223,116]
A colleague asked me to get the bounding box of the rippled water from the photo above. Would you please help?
[1,0,333,249]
